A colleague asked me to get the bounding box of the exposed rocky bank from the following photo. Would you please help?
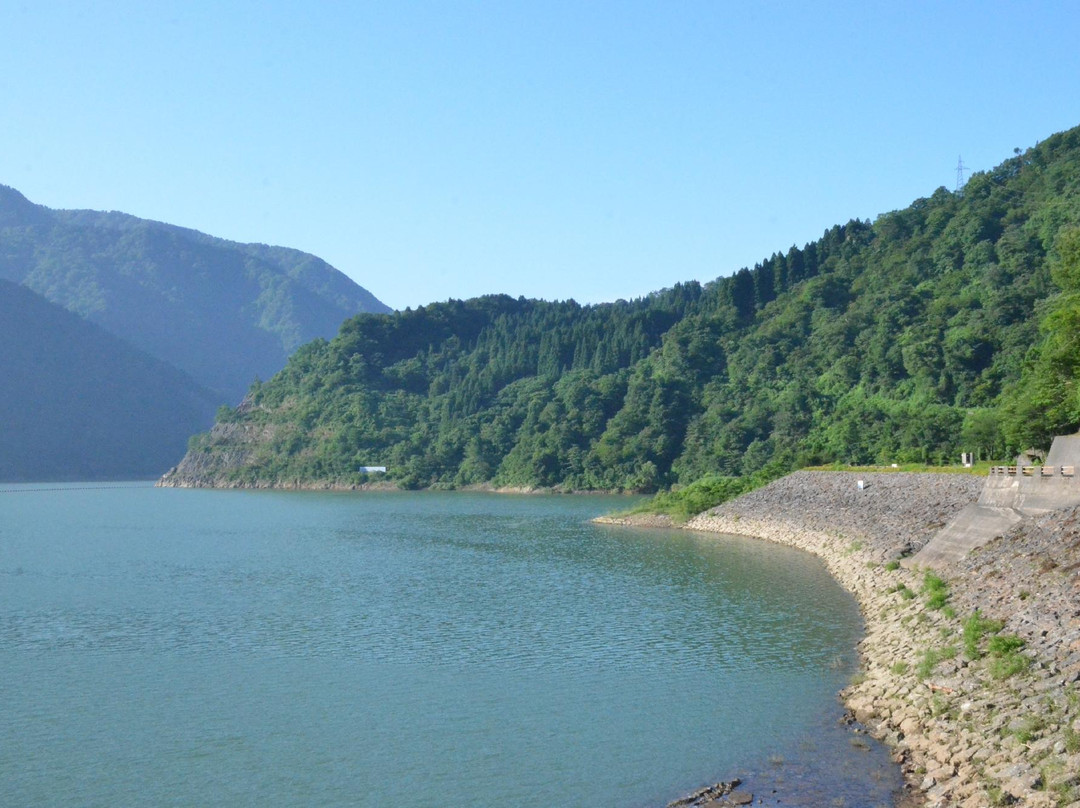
[600,471,1080,808]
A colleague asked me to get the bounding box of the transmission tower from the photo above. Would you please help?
[955,155,968,195]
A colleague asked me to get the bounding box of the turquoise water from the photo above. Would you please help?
[0,486,899,806]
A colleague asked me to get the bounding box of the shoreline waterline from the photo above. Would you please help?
[155,475,933,805]
[597,511,921,808]
[601,470,1080,808]
[1,486,888,808]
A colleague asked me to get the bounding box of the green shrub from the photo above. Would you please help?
[1065,725,1080,755]
[922,571,950,610]
[987,634,1029,679]
[988,655,1030,679]
[917,645,957,679]
[1011,715,1045,744]
[962,610,1005,659]
[627,464,787,521]
[988,634,1026,656]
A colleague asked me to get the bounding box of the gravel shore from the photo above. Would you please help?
[600,470,1080,808]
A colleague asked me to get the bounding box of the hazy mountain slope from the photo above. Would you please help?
[0,186,391,400]
[0,280,220,481]
[163,124,1080,491]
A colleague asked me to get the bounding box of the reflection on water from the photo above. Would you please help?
[0,487,901,807]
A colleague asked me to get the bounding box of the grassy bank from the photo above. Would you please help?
[622,462,993,524]
[618,466,785,522]
[804,462,997,476]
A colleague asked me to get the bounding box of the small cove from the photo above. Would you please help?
[0,487,901,806]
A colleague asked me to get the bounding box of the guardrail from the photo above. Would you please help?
[990,465,1076,477]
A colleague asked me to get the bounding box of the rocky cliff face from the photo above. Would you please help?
[158,394,282,487]
[159,422,272,488]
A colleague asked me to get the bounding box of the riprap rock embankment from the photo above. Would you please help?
[606,471,1080,808]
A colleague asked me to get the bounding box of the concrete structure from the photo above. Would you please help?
[909,433,1080,569]
[1015,448,1045,467]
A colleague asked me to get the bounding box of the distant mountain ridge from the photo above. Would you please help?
[0,185,391,400]
[0,280,219,481]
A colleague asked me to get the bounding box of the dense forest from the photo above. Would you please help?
[167,125,1080,492]
[0,185,389,400]
[0,280,219,481]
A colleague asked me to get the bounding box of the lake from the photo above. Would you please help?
[0,486,900,806]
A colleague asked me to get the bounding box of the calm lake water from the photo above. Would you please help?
[0,486,900,807]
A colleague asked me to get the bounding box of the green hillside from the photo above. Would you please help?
[163,125,1080,491]
[0,186,390,401]
[0,280,220,481]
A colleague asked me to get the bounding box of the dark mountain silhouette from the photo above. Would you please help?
[0,280,220,481]
[0,185,391,401]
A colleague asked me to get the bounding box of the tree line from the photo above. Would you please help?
[186,125,1080,491]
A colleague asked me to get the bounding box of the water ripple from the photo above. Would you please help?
[0,489,877,808]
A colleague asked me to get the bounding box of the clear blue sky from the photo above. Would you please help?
[3,1,1079,311]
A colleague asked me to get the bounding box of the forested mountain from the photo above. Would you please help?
[0,280,220,481]
[0,185,391,401]
[164,125,1080,491]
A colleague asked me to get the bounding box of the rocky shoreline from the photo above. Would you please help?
[599,471,1080,808]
